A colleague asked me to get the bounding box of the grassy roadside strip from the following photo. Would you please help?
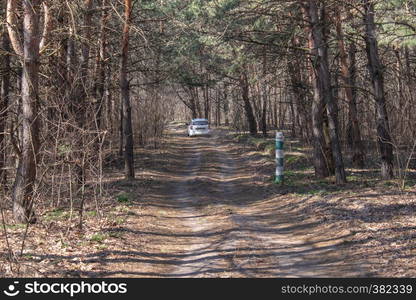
[228,131,416,195]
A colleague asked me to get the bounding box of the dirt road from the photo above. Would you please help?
[124,126,367,277]
[36,125,368,278]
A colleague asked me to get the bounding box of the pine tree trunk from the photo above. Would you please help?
[302,2,329,178]
[261,84,268,137]
[287,40,310,142]
[204,77,210,120]
[120,0,135,179]
[306,1,346,183]
[240,73,257,136]
[363,0,394,179]
[317,3,346,183]
[335,6,365,168]
[223,84,229,126]
[189,96,197,119]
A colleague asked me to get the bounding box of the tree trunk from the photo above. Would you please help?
[310,2,346,184]
[261,84,268,137]
[240,73,257,136]
[8,0,42,223]
[93,0,108,131]
[273,89,278,128]
[216,89,221,126]
[190,96,197,119]
[67,21,78,118]
[260,49,268,136]
[287,37,310,142]
[194,87,202,118]
[335,6,365,168]
[289,98,296,137]
[119,100,124,156]
[0,23,11,186]
[71,0,94,128]
[363,0,394,179]
[302,2,329,178]
[120,0,135,179]
[223,84,229,126]
[203,77,210,120]
[75,0,94,190]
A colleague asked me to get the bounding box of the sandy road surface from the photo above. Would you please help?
[68,125,368,277]
[160,126,366,277]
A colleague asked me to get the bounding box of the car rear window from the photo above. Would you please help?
[192,121,208,125]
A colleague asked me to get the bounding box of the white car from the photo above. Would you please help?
[187,118,210,137]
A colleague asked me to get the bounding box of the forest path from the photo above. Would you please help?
[87,125,368,277]
[148,126,366,277]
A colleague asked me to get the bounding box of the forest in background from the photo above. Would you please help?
[0,0,416,227]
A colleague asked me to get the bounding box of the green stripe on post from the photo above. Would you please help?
[276,141,284,150]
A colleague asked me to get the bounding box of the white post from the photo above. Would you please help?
[275,132,284,183]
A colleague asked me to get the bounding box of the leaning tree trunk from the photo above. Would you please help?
[120,0,135,179]
[7,0,43,223]
[363,0,394,179]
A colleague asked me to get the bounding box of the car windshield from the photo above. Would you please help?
[192,121,208,125]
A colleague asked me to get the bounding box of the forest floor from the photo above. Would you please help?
[2,124,416,277]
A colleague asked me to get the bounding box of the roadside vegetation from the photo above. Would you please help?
[1,0,416,277]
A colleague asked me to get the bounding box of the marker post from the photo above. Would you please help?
[275,132,284,184]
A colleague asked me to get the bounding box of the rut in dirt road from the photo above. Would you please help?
[166,132,238,277]
[164,128,367,277]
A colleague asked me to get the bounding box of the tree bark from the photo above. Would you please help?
[261,87,268,137]
[66,18,78,118]
[203,76,210,120]
[1,21,11,186]
[305,1,346,183]
[93,0,109,131]
[78,0,94,127]
[334,6,365,168]
[8,0,43,223]
[223,84,229,126]
[363,0,394,179]
[120,0,135,179]
[6,0,24,57]
[302,2,329,178]
[240,73,257,136]
[314,3,346,183]
[261,49,268,137]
